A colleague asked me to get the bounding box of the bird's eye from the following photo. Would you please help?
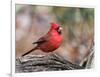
[56,27,62,34]
[56,27,59,30]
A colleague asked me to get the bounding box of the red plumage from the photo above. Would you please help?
[22,22,63,57]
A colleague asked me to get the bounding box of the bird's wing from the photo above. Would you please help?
[33,34,50,44]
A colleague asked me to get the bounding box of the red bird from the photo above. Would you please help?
[22,22,63,57]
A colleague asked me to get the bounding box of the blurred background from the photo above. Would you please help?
[15,4,94,66]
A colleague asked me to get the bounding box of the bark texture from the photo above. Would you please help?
[16,54,84,73]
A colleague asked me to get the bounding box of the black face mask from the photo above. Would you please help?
[56,27,62,34]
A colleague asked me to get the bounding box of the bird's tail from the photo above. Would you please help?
[22,46,38,57]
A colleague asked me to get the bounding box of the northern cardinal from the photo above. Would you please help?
[22,22,63,57]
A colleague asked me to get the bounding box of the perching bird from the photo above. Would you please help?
[22,22,63,57]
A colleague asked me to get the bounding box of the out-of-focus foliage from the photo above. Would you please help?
[52,7,94,40]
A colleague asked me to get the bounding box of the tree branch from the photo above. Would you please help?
[16,54,84,73]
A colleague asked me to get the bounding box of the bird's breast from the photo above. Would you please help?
[50,34,63,48]
[39,33,63,52]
